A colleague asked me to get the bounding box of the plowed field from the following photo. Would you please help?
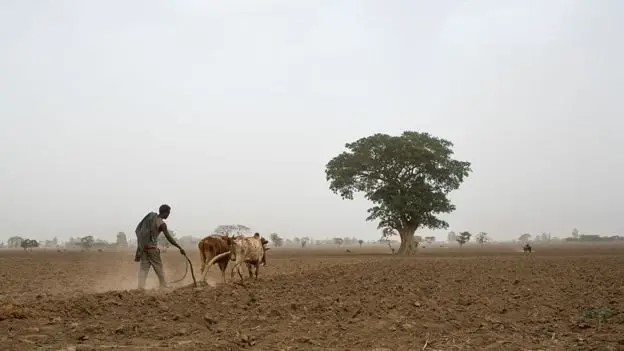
[1,244,623,350]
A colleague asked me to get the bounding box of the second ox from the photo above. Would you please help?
[202,234,270,284]
[198,235,231,284]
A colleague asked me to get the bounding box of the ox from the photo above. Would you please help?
[203,235,270,284]
[198,235,231,284]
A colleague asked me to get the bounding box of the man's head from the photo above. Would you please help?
[158,204,171,219]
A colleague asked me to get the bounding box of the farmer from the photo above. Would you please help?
[134,204,186,289]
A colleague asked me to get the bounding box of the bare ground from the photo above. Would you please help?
[1,244,623,350]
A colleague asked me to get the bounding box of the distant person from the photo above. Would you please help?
[134,204,185,289]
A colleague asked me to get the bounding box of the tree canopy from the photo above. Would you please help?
[214,224,251,236]
[476,232,489,244]
[80,236,94,250]
[325,131,471,254]
[21,239,39,250]
[333,238,344,247]
[269,233,283,247]
[518,233,531,242]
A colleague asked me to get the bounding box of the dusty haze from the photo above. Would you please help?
[1,1,622,243]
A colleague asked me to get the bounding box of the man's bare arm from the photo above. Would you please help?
[159,223,182,250]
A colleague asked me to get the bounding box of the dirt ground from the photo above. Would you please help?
[1,243,623,350]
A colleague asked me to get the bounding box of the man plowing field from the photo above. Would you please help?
[134,204,186,289]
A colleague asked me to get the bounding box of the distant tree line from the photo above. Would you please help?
[564,228,622,242]
[516,229,622,243]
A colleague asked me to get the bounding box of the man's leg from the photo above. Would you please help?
[148,249,167,288]
[138,251,150,289]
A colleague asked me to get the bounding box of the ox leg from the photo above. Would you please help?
[201,257,213,284]
[237,264,244,282]
[218,261,227,284]
[247,263,253,278]
[254,263,259,279]
[231,262,243,282]
[230,262,239,281]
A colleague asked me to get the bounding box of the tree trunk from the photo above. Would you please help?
[397,227,418,255]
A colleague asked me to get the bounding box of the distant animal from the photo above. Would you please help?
[345,249,351,253]
[198,235,231,284]
[203,235,270,284]
[523,243,532,253]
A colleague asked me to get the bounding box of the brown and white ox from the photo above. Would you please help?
[198,235,231,284]
[203,235,270,284]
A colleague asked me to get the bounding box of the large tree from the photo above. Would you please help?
[21,239,39,251]
[326,131,471,255]
[269,233,283,247]
[518,233,531,243]
[214,224,251,236]
[456,231,471,247]
[476,232,489,245]
[80,236,95,250]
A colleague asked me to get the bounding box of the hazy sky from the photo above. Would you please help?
[1,1,623,243]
